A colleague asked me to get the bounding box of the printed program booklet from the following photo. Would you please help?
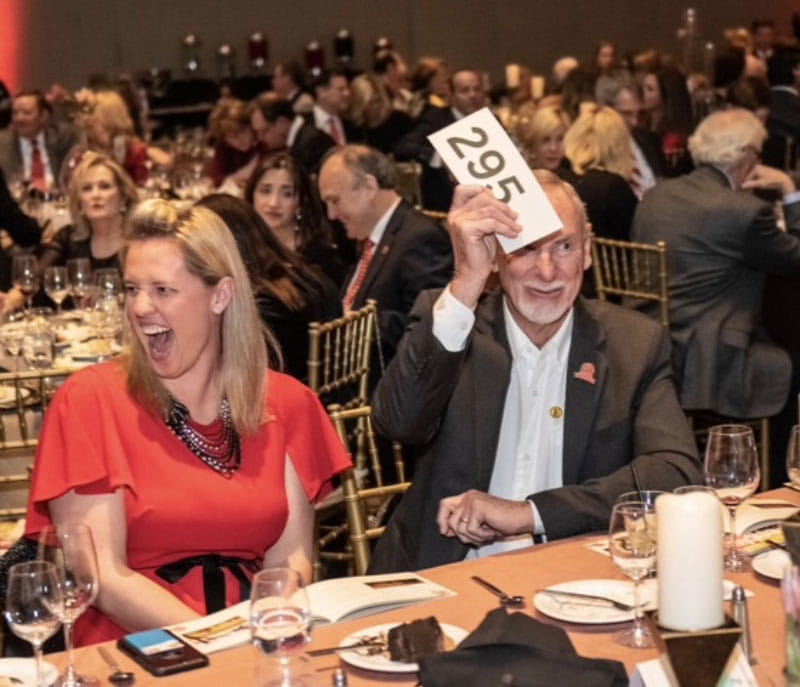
[168,572,456,654]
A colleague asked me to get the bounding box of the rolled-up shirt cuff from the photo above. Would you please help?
[784,190,800,205]
[432,285,476,352]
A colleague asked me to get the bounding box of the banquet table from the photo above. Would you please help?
[42,488,797,686]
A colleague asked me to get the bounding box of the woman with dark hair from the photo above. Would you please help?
[641,65,694,175]
[198,193,341,381]
[245,152,347,286]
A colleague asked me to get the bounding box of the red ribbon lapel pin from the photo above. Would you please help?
[573,362,596,385]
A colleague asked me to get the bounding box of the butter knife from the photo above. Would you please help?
[536,588,635,611]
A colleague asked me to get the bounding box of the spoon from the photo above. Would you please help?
[97,646,135,685]
[470,575,525,607]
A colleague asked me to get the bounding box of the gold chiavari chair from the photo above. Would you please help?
[327,404,410,576]
[591,236,771,485]
[393,161,423,208]
[591,236,669,327]
[0,366,76,521]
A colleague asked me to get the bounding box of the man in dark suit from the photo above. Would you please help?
[763,46,800,169]
[633,108,800,420]
[0,90,75,191]
[291,69,362,175]
[368,171,700,572]
[394,68,486,211]
[318,145,453,363]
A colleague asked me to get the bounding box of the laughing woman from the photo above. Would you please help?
[24,199,351,645]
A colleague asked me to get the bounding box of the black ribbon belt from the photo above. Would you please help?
[155,554,259,614]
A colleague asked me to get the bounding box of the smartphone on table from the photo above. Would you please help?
[117,628,209,676]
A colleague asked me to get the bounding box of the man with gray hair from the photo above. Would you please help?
[318,144,452,361]
[632,108,800,480]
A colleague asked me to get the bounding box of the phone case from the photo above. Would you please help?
[117,628,209,676]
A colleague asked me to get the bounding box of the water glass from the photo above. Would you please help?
[787,425,800,490]
[4,561,63,687]
[22,326,54,370]
[250,567,316,686]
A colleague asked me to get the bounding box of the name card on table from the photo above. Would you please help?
[428,107,562,253]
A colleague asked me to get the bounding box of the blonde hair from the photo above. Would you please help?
[77,89,135,143]
[121,199,268,435]
[564,104,634,179]
[517,105,571,165]
[208,99,251,142]
[68,151,139,241]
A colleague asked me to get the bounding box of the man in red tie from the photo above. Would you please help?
[318,144,453,362]
[291,70,363,175]
[0,90,76,193]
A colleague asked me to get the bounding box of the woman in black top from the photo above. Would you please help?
[198,194,341,381]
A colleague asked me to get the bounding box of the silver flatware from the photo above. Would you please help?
[471,575,525,607]
[536,588,635,611]
[307,638,386,656]
[98,645,135,685]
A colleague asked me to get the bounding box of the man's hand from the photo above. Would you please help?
[447,186,521,309]
[741,164,796,196]
[437,490,534,546]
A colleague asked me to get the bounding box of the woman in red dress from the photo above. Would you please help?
[25,199,351,645]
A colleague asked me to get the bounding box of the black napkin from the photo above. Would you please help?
[418,607,628,687]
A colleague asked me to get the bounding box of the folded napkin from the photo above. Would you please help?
[418,607,627,687]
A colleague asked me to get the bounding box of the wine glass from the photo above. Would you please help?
[787,425,800,489]
[44,266,70,315]
[39,525,100,687]
[249,567,316,687]
[616,490,665,509]
[93,269,122,304]
[12,254,40,315]
[0,311,27,371]
[608,501,657,649]
[4,561,63,687]
[704,424,760,572]
[66,258,92,311]
[90,295,122,359]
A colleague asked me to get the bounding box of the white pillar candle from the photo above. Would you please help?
[505,63,521,89]
[530,75,545,100]
[656,492,724,631]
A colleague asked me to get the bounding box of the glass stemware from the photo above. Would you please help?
[93,269,122,304]
[66,258,92,311]
[249,567,316,687]
[4,561,63,687]
[22,322,55,370]
[787,425,800,490]
[704,424,760,572]
[44,266,70,315]
[0,311,27,371]
[39,525,100,687]
[12,254,40,315]
[608,501,657,649]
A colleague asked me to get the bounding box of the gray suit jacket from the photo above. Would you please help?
[368,290,700,572]
[0,124,76,188]
[632,164,800,417]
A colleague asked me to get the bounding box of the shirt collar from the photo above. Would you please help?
[451,107,466,121]
[313,104,337,130]
[502,297,574,364]
[286,115,305,147]
[711,164,736,190]
[368,198,401,246]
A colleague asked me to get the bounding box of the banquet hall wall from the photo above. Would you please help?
[3,0,797,92]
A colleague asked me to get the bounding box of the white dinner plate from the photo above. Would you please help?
[534,578,657,625]
[753,548,792,581]
[338,622,468,673]
[0,658,58,687]
[0,385,31,408]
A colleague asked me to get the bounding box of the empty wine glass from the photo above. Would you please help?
[616,490,665,509]
[39,524,100,687]
[250,567,316,687]
[66,258,92,311]
[608,501,657,649]
[12,254,40,315]
[4,561,63,687]
[704,424,760,572]
[44,266,70,315]
[0,311,27,371]
[787,425,800,490]
[93,269,122,304]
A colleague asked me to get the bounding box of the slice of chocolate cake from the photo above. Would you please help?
[387,616,444,663]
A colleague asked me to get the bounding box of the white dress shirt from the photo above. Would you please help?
[313,105,344,144]
[630,138,656,199]
[432,286,573,558]
[19,132,55,188]
[342,198,400,295]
